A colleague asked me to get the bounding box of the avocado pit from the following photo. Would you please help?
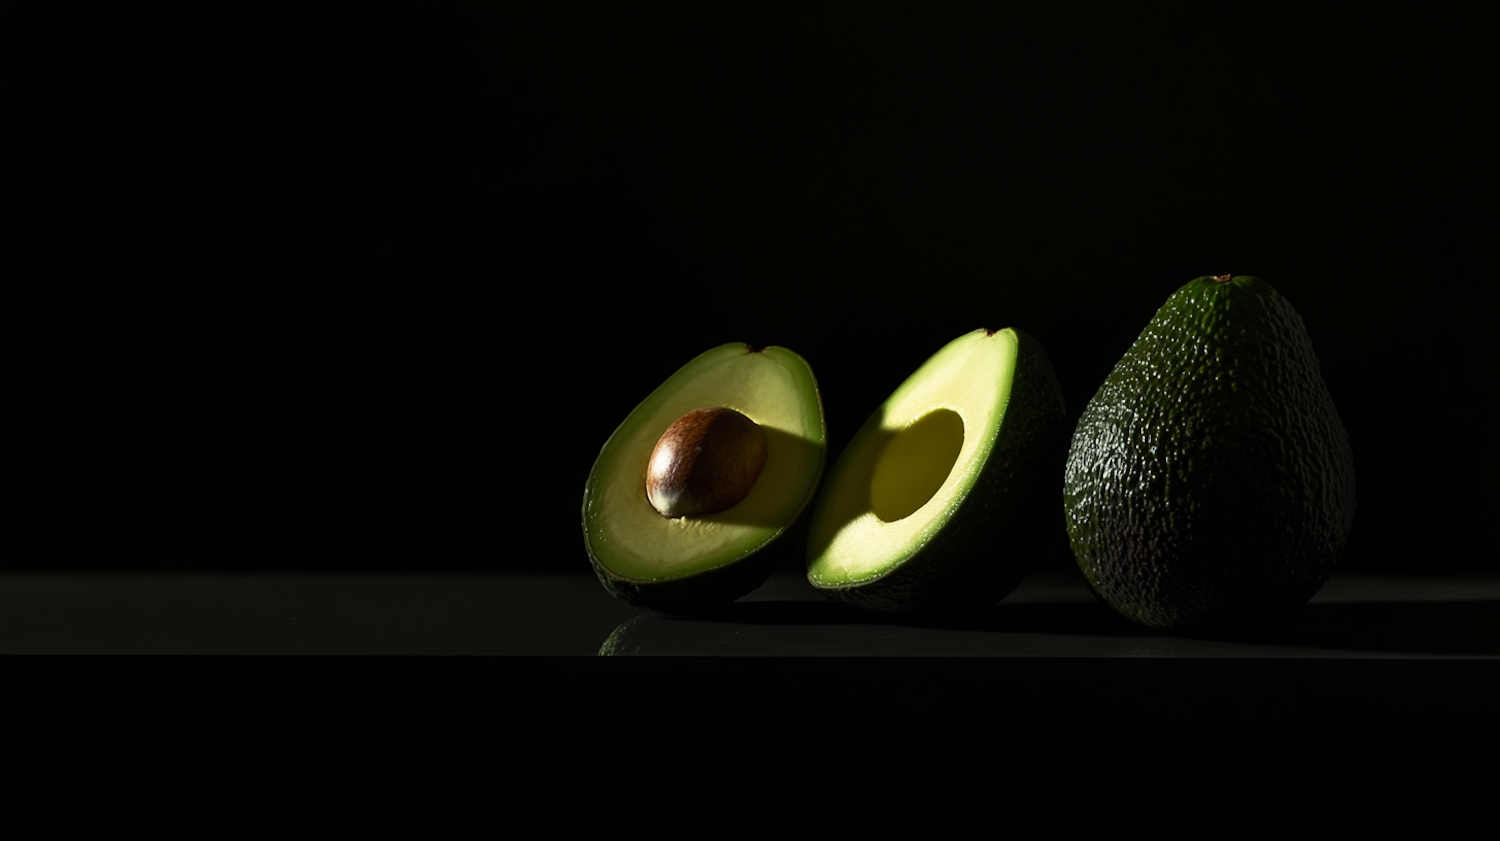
[646,406,768,518]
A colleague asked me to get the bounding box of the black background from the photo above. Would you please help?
[8,4,1491,575]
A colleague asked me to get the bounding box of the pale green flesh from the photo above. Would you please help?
[806,329,1017,586]
[584,345,823,582]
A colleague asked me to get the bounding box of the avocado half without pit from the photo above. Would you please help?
[583,344,826,611]
[806,328,1067,613]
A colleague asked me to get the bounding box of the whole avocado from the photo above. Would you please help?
[1064,275,1355,632]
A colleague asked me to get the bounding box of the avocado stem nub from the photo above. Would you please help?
[1213,274,1232,283]
[646,406,767,518]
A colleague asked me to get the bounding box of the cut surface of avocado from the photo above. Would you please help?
[583,344,825,610]
[806,328,1066,613]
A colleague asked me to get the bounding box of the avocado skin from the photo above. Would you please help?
[822,329,1069,614]
[1064,276,1356,632]
[588,510,813,613]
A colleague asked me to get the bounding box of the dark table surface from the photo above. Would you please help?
[6,567,1496,657]
[11,566,1493,830]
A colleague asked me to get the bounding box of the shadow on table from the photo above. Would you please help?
[1219,600,1500,657]
[599,596,1500,657]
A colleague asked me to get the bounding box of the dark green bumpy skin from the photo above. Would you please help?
[823,330,1069,614]
[1064,276,1356,633]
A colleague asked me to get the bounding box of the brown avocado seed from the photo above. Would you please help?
[646,406,767,518]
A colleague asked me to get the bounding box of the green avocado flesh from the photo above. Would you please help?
[1064,276,1356,633]
[806,328,1067,613]
[583,344,826,610]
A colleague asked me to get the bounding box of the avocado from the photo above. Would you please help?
[583,344,826,611]
[805,328,1067,613]
[1064,275,1356,632]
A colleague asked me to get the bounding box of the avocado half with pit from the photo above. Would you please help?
[806,328,1066,613]
[583,343,826,611]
